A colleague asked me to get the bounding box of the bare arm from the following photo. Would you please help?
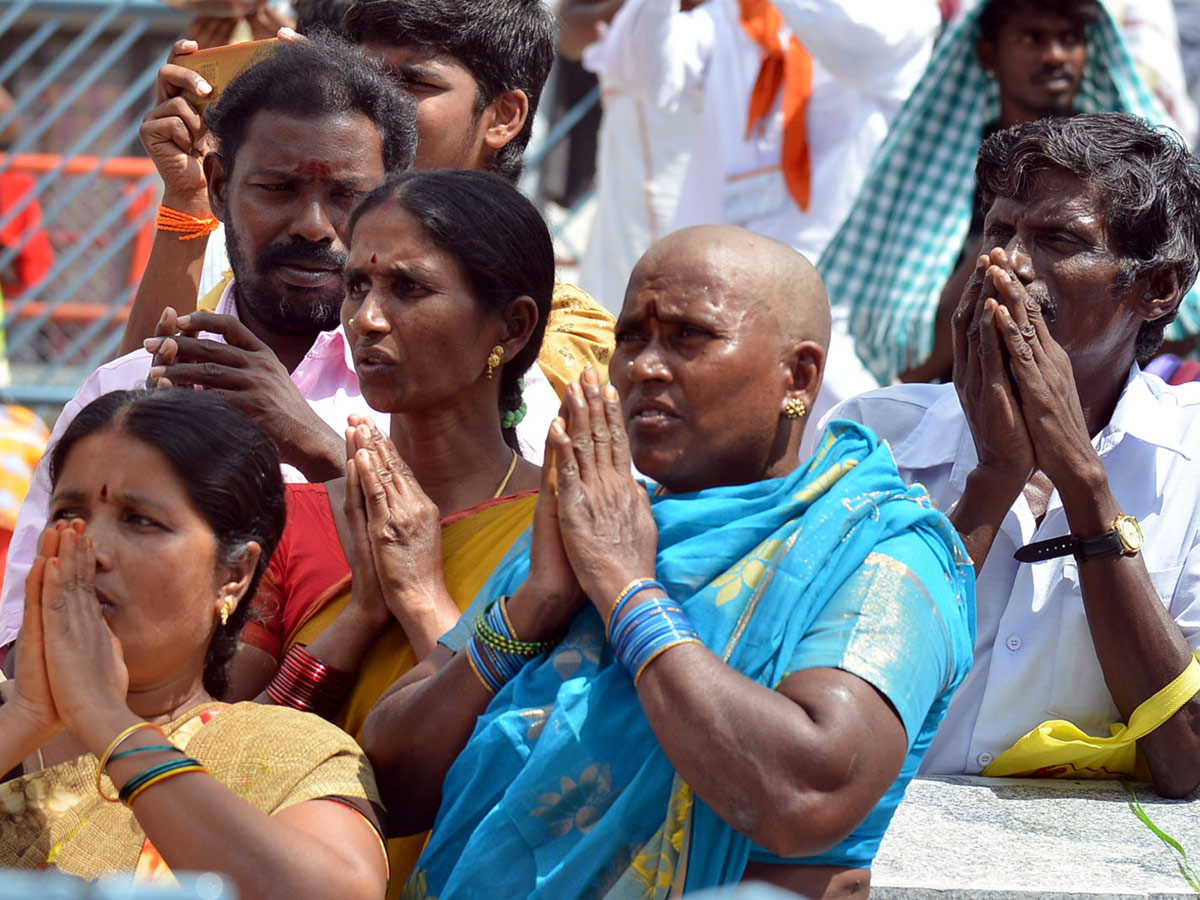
[559,0,625,61]
[121,41,216,354]
[986,254,1200,797]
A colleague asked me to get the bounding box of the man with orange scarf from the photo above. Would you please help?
[590,0,937,437]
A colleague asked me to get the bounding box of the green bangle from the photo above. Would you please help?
[474,598,557,656]
[108,745,181,763]
[118,756,203,805]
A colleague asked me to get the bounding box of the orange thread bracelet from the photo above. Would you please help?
[156,204,219,241]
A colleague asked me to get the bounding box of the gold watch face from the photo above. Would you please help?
[1115,514,1143,554]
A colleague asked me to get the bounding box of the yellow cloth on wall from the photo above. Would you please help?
[982,653,1200,780]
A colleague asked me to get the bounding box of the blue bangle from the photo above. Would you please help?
[610,594,702,684]
[607,578,666,641]
[117,755,203,805]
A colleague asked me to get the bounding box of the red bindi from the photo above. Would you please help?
[371,253,377,264]
[99,484,108,502]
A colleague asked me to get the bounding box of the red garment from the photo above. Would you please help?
[243,483,351,660]
[1169,359,1200,385]
[0,171,53,296]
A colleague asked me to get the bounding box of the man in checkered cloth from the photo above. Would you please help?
[818,0,1197,386]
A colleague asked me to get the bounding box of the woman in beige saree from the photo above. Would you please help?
[0,389,388,899]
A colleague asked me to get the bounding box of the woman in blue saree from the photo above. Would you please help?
[362,226,976,900]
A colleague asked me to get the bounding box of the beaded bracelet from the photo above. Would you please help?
[610,595,702,685]
[97,722,165,801]
[266,644,356,719]
[475,598,557,657]
[119,756,207,807]
[606,578,666,641]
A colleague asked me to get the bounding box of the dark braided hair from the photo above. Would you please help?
[348,169,554,451]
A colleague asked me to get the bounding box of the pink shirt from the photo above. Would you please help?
[0,281,558,647]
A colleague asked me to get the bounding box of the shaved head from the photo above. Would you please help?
[612,225,831,493]
[626,225,832,353]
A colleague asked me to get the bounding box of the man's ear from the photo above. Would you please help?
[482,88,530,153]
[499,294,539,360]
[1137,266,1185,323]
[976,38,996,76]
[204,152,229,223]
[782,340,825,412]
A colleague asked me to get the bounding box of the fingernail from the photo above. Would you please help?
[584,368,599,385]
[279,26,297,37]
[148,366,165,379]
[551,419,565,434]
[604,385,619,401]
[176,314,191,327]
[143,337,162,352]
[197,80,212,95]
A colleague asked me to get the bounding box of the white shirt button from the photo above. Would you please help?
[977,752,994,767]
[1006,635,1022,651]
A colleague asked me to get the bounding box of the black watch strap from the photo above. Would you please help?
[1014,530,1124,563]
[1013,534,1077,563]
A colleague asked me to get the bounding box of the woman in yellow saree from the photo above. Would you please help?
[224,169,554,886]
[0,389,388,899]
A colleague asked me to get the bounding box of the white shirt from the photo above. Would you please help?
[824,369,1200,774]
[597,0,938,260]
[577,2,709,315]
[0,280,559,647]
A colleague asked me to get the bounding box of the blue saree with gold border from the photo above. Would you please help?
[407,421,975,899]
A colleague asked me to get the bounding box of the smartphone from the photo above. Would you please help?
[176,38,279,112]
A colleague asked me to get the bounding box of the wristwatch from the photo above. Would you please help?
[1013,513,1143,563]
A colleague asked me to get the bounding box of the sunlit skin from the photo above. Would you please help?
[48,430,237,706]
[979,9,1087,127]
[611,229,826,494]
[979,168,1153,401]
[205,110,386,360]
[362,42,493,171]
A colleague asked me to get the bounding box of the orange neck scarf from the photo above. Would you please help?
[738,0,813,211]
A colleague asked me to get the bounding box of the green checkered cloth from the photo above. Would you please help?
[817,4,1197,384]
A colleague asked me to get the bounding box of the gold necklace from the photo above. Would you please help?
[492,448,519,499]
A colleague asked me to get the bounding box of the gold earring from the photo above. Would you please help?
[485,344,505,379]
[219,596,236,627]
[347,317,355,330]
[783,397,806,420]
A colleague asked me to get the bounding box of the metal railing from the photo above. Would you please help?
[0,0,600,410]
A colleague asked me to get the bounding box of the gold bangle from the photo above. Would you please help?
[632,637,703,687]
[96,722,164,801]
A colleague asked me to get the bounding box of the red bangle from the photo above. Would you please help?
[266,645,355,718]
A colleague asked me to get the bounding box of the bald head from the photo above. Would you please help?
[625,225,832,353]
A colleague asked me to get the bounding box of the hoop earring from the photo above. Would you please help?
[485,344,505,379]
[783,398,806,420]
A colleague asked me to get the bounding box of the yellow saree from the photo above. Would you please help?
[284,490,538,892]
[0,702,381,882]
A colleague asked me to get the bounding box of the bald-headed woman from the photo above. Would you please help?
[364,227,976,900]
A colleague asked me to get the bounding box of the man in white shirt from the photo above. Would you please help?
[585,0,930,440]
[828,113,1200,797]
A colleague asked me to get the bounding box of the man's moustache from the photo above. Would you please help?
[258,242,347,272]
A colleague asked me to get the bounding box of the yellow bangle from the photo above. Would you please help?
[125,764,208,806]
[97,722,164,801]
